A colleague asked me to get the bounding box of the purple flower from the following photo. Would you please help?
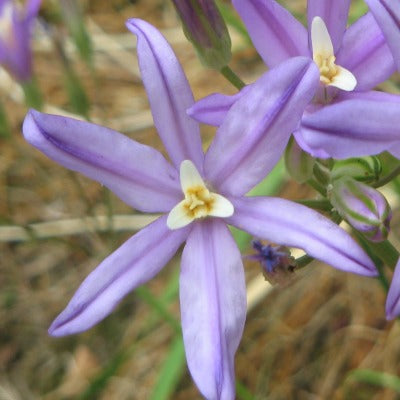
[189,0,400,160]
[386,258,400,320]
[23,18,376,400]
[0,0,41,82]
[365,0,400,72]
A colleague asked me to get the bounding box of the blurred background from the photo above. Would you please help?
[1,0,400,399]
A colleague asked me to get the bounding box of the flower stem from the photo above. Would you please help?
[372,164,400,188]
[220,65,245,89]
[0,101,11,138]
[307,178,327,197]
[21,78,43,110]
[296,198,332,211]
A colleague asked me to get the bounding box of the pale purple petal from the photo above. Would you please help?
[232,0,308,68]
[49,215,189,336]
[204,57,319,196]
[180,219,246,400]
[187,85,252,127]
[365,0,400,71]
[25,0,41,19]
[386,258,400,320]
[298,91,400,159]
[126,18,204,172]
[337,13,395,91]
[307,0,350,53]
[23,110,181,213]
[227,196,377,276]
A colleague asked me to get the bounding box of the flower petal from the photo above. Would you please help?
[126,19,204,171]
[167,200,194,230]
[204,57,319,196]
[227,196,377,276]
[336,12,395,91]
[180,159,206,192]
[49,215,189,336]
[180,220,246,400]
[311,16,334,58]
[329,65,357,91]
[298,91,400,159]
[232,0,308,68]
[23,110,181,213]
[386,258,400,320]
[187,86,252,127]
[208,193,234,218]
[365,0,400,71]
[307,0,350,53]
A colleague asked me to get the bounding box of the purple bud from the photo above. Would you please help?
[172,0,231,69]
[330,177,391,242]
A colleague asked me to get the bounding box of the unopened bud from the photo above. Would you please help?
[331,156,381,183]
[172,0,231,70]
[284,136,315,183]
[330,177,391,242]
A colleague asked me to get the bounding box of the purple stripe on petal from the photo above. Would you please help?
[126,19,204,172]
[49,215,189,336]
[204,57,319,196]
[298,91,400,159]
[337,13,395,91]
[386,258,400,320]
[232,0,308,68]
[23,110,181,213]
[180,220,246,400]
[366,0,400,71]
[307,0,350,53]
[227,196,377,276]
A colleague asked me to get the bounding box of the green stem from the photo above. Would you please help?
[0,101,11,138]
[365,240,399,270]
[21,78,43,110]
[307,178,327,197]
[220,65,245,89]
[296,199,332,211]
[372,164,400,188]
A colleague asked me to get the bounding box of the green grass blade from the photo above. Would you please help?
[150,336,186,400]
[346,369,400,393]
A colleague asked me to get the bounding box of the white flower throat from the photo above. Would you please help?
[311,16,357,91]
[167,160,234,230]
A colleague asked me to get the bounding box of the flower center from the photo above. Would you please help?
[167,160,234,230]
[311,16,357,92]
[183,186,214,218]
[314,54,338,85]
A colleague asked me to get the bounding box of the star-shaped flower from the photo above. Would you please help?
[189,0,400,160]
[23,19,376,400]
[0,0,41,82]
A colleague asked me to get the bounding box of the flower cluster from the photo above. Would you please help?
[19,1,400,399]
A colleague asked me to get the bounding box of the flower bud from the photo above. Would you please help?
[172,0,231,70]
[329,177,391,242]
[331,156,381,183]
[284,136,315,183]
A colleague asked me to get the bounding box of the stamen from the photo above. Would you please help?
[167,160,234,230]
[311,17,357,91]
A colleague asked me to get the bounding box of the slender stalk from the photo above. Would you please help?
[220,65,245,89]
[21,78,43,110]
[296,198,332,211]
[307,178,327,197]
[372,164,400,188]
